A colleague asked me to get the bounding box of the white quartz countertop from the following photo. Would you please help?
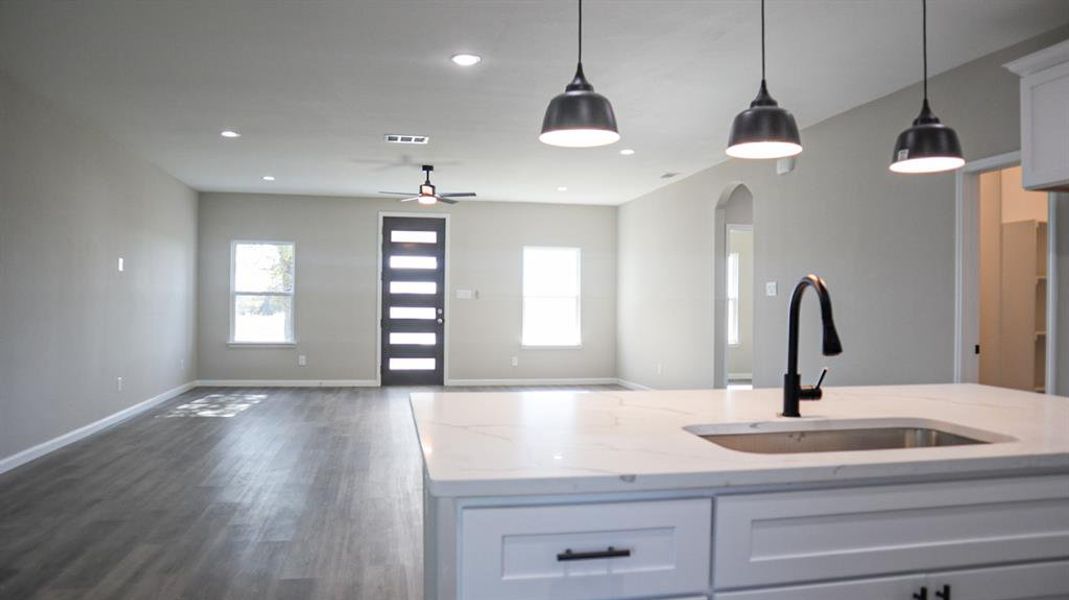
[409,384,1069,497]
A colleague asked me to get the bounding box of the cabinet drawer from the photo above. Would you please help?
[460,498,712,600]
[714,475,1069,589]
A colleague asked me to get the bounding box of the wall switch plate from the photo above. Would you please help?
[116,376,123,391]
[456,289,476,300]
[776,157,796,175]
[298,354,307,366]
[511,356,519,367]
[656,363,663,375]
[117,257,124,272]
[766,281,778,297]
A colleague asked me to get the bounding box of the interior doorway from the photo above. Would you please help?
[977,166,1049,392]
[714,182,754,389]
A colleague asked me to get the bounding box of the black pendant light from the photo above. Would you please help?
[539,0,620,148]
[889,0,964,174]
[726,0,802,160]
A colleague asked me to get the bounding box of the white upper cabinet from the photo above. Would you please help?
[1006,40,1069,191]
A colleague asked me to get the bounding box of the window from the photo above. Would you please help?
[231,241,295,344]
[727,252,740,346]
[522,247,581,347]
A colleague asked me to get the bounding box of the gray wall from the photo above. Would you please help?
[0,71,198,461]
[197,193,616,382]
[618,27,1069,390]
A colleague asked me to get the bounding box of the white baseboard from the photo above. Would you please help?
[445,377,619,387]
[616,378,655,391]
[0,380,197,476]
[196,379,379,388]
[728,372,753,380]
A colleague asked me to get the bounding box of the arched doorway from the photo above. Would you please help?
[714,183,754,389]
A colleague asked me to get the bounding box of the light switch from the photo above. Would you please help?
[456,289,477,300]
[765,281,778,297]
[117,257,125,272]
[298,354,307,366]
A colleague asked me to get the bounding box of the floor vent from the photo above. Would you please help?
[384,134,429,145]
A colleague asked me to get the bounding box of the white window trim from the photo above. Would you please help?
[521,246,582,349]
[229,239,297,347]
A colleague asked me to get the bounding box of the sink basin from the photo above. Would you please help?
[685,419,1011,454]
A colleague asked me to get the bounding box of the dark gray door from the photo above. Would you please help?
[380,217,446,385]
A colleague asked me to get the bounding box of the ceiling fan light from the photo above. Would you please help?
[540,65,620,148]
[889,100,963,174]
[726,82,802,160]
[417,195,438,205]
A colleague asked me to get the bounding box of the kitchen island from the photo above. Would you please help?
[410,384,1069,600]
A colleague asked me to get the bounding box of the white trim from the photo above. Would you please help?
[1004,39,1069,76]
[444,377,618,387]
[728,372,754,380]
[377,212,450,387]
[0,381,197,475]
[196,379,379,387]
[1046,194,1059,395]
[616,378,655,391]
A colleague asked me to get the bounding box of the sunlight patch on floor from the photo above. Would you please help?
[159,393,265,418]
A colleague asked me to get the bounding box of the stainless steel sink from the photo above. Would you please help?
[685,419,1011,454]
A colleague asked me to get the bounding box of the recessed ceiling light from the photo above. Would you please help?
[262,175,276,181]
[620,148,635,156]
[220,130,241,138]
[450,53,482,67]
[557,186,568,192]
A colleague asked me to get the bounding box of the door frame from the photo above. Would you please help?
[376,211,451,387]
[954,151,1058,394]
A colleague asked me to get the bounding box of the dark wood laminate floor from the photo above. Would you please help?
[0,385,621,600]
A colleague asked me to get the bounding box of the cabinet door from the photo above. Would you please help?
[1020,59,1069,190]
[713,574,922,600]
[927,560,1069,600]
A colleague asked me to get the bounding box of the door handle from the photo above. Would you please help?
[556,546,631,561]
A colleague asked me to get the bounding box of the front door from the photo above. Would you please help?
[380,216,446,385]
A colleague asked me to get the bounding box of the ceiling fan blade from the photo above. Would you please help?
[439,192,477,198]
[399,197,421,203]
[439,197,459,205]
[380,191,415,196]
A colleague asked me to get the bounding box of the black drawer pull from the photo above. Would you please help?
[557,546,632,561]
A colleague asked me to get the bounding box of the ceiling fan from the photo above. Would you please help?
[379,165,476,205]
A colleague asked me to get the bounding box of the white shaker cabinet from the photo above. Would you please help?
[1006,39,1069,191]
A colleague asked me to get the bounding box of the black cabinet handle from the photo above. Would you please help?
[935,585,951,600]
[913,587,928,600]
[556,546,631,561]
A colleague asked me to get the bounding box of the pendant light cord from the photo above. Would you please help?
[922,0,928,101]
[578,0,583,65]
[760,0,766,82]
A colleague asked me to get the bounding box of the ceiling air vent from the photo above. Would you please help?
[660,172,679,179]
[384,133,429,145]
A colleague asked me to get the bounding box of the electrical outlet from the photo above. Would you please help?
[511,356,519,367]
[298,354,307,366]
[766,281,778,297]
[656,363,663,376]
[116,376,123,392]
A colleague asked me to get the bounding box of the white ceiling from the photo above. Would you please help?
[1,1,1066,205]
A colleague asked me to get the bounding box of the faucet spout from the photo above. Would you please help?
[783,274,842,418]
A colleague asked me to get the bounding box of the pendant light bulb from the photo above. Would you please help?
[726,0,802,160]
[890,0,963,174]
[540,0,620,148]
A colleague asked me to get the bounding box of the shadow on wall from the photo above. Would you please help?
[714,182,754,389]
